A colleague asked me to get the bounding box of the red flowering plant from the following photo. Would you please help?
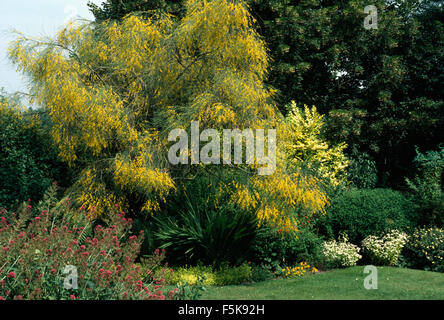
[0,185,177,300]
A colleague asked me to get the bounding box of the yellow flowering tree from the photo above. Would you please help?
[9,0,328,231]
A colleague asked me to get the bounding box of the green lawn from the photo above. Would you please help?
[201,266,444,300]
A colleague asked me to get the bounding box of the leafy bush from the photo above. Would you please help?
[314,188,415,244]
[132,216,158,258]
[400,227,444,273]
[0,94,71,210]
[321,234,362,268]
[362,230,408,266]
[249,225,324,272]
[155,195,258,268]
[250,264,274,283]
[214,264,252,286]
[406,146,444,227]
[0,186,177,300]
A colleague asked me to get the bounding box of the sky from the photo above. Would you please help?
[0,0,103,94]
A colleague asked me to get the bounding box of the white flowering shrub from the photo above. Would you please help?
[362,230,408,266]
[322,234,362,268]
[401,227,444,272]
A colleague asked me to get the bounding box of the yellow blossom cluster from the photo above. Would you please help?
[282,262,318,278]
[228,168,329,232]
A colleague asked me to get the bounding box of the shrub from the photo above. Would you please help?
[214,264,252,286]
[406,146,444,227]
[132,216,158,259]
[0,94,71,210]
[314,188,415,244]
[249,225,324,272]
[346,152,378,189]
[138,249,175,284]
[0,186,177,300]
[250,265,274,282]
[321,234,362,268]
[362,230,408,266]
[400,227,444,273]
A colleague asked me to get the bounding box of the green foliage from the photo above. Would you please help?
[154,181,259,268]
[88,0,185,21]
[0,93,71,210]
[280,0,444,187]
[250,0,443,188]
[214,264,253,286]
[314,188,415,245]
[400,227,444,273]
[406,146,444,227]
[170,266,216,285]
[346,152,378,189]
[132,216,158,258]
[173,275,207,300]
[250,225,324,272]
[250,264,274,283]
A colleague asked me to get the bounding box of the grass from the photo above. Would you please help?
[200,266,444,300]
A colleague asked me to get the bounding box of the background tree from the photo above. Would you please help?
[406,146,444,227]
[88,0,185,20]
[0,90,72,209]
[249,0,443,187]
[89,0,443,188]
